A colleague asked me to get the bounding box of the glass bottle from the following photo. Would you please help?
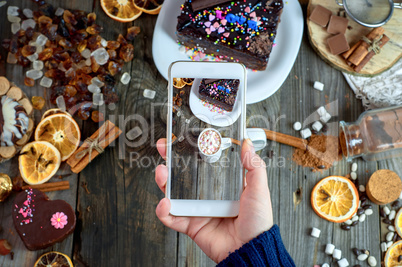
[339,105,402,161]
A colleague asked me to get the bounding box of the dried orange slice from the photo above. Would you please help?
[41,108,71,120]
[395,208,402,238]
[173,78,186,89]
[182,78,194,85]
[133,0,162,15]
[101,0,142,22]
[311,176,359,223]
[19,141,61,185]
[35,114,81,161]
[385,240,402,267]
[34,251,73,267]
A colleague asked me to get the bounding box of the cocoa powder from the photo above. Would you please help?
[292,134,342,171]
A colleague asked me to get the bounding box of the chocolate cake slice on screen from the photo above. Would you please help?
[199,79,240,112]
[177,0,284,70]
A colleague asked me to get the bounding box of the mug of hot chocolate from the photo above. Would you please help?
[198,128,232,163]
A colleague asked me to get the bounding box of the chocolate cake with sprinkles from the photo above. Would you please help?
[177,0,284,70]
[199,79,240,112]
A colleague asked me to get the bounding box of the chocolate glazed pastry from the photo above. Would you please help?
[12,189,76,250]
[199,79,240,111]
[177,0,284,70]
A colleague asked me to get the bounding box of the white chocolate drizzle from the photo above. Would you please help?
[1,96,29,146]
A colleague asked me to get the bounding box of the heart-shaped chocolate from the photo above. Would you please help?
[12,188,76,250]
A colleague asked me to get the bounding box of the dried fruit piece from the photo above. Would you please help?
[91,110,104,123]
[133,0,162,15]
[32,96,45,110]
[106,41,120,50]
[34,114,81,161]
[126,26,140,41]
[19,141,61,185]
[21,45,36,57]
[25,77,35,87]
[0,239,12,255]
[119,44,134,62]
[34,251,73,267]
[108,61,122,76]
[100,0,142,22]
[311,176,359,223]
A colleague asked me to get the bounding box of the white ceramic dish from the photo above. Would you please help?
[152,0,304,104]
[189,78,242,127]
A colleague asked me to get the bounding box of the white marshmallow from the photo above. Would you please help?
[322,264,330,267]
[320,112,331,123]
[359,214,366,222]
[387,241,394,248]
[389,210,396,220]
[293,121,302,131]
[384,206,391,215]
[350,172,357,180]
[359,185,366,192]
[325,243,335,255]
[357,254,368,261]
[365,209,373,216]
[311,227,321,238]
[344,219,352,225]
[337,258,349,267]
[388,225,395,232]
[314,81,324,91]
[386,231,395,242]
[312,121,323,132]
[300,128,312,139]
[332,249,342,260]
[351,162,358,172]
[317,106,327,117]
[368,256,377,267]
[351,215,359,222]
[381,242,388,252]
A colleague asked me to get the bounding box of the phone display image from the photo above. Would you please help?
[166,61,247,217]
[198,78,240,112]
[169,77,243,202]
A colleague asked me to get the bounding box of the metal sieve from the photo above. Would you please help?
[336,0,402,27]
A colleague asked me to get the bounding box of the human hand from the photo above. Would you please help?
[155,138,274,263]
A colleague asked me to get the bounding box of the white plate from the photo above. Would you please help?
[189,78,242,127]
[152,0,304,104]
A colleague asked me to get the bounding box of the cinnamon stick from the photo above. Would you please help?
[22,181,70,192]
[260,128,308,151]
[71,125,122,173]
[342,40,361,60]
[354,34,390,73]
[67,120,114,168]
[231,138,241,146]
[347,27,384,66]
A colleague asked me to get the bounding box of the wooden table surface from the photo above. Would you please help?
[1,0,401,266]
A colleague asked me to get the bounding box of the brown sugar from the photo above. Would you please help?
[366,169,402,205]
[292,134,342,171]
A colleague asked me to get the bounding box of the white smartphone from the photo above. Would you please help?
[166,61,247,217]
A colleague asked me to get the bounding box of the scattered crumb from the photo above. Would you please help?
[81,182,91,194]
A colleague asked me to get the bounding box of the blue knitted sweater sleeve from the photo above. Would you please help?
[217,225,295,267]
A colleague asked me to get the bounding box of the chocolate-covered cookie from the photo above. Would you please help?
[12,188,76,250]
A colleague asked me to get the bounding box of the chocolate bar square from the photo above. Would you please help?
[327,33,350,55]
[198,79,240,112]
[309,5,333,27]
[177,0,284,70]
[327,15,349,35]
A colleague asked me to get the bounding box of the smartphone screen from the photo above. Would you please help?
[168,69,245,202]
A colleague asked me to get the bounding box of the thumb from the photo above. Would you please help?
[241,139,266,171]
[241,138,268,191]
